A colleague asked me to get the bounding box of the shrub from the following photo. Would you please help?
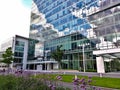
[0,75,70,90]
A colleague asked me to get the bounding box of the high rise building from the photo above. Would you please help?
[28,0,120,72]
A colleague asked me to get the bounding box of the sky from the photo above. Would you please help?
[0,0,32,44]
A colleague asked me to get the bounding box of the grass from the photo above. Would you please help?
[62,75,120,89]
[34,74,120,89]
[92,77,120,89]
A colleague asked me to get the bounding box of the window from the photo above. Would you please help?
[71,42,77,50]
[15,41,24,46]
[14,52,24,57]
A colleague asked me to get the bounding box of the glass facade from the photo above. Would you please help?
[44,33,96,71]
[27,39,39,60]
[14,41,25,63]
[30,0,120,72]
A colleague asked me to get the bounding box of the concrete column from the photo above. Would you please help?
[96,56,105,74]
[72,54,75,69]
[37,65,42,70]
[28,64,30,70]
[53,63,58,69]
[34,64,36,70]
[47,63,50,70]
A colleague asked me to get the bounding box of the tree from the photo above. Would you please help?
[51,45,64,69]
[0,47,14,72]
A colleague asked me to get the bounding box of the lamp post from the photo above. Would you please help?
[45,50,51,70]
[82,44,85,72]
[45,51,48,70]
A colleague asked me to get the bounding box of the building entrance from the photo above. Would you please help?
[93,48,120,73]
[103,56,120,72]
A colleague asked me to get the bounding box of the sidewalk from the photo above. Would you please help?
[58,81,118,90]
[28,70,120,78]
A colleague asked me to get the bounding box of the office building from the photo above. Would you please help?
[29,0,120,72]
[0,35,29,70]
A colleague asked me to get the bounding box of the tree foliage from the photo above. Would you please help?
[1,47,14,66]
[51,45,64,69]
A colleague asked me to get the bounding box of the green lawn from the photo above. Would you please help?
[61,75,120,89]
[35,74,120,89]
[92,77,120,89]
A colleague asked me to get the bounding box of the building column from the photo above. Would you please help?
[67,55,69,69]
[27,64,30,70]
[34,64,36,70]
[96,56,105,73]
[78,52,80,70]
[72,54,75,69]
[47,63,50,70]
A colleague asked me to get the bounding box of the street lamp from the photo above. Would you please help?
[45,50,51,70]
[83,44,85,72]
[45,51,48,70]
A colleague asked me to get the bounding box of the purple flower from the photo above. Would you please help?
[51,85,56,90]
[82,81,87,85]
[73,78,79,81]
[97,88,101,90]
[88,79,92,83]
[73,78,80,85]
[80,84,85,88]
[49,84,53,89]
[73,81,78,85]
[88,76,92,79]
[74,86,77,90]
[56,75,62,80]
[80,78,85,83]
[92,86,96,90]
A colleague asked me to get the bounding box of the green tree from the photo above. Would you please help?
[0,47,14,71]
[51,45,64,69]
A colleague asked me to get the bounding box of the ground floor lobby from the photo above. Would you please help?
[26,48,120,73]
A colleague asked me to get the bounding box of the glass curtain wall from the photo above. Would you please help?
[14,41,25,64]
[31,0,120,71]
[44,33,96,71]
[88,3,120,72]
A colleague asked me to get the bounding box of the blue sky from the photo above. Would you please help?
[21,0,32,8]
[0,0,32,45]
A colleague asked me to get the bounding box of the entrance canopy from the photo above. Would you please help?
[93,48,120,59]
[93,48,120,73]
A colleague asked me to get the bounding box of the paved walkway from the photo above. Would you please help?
[57,82,118,90]
[28,70,120,78]
[65,72,120,78]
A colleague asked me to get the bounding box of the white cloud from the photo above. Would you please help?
[0,0,31,44]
